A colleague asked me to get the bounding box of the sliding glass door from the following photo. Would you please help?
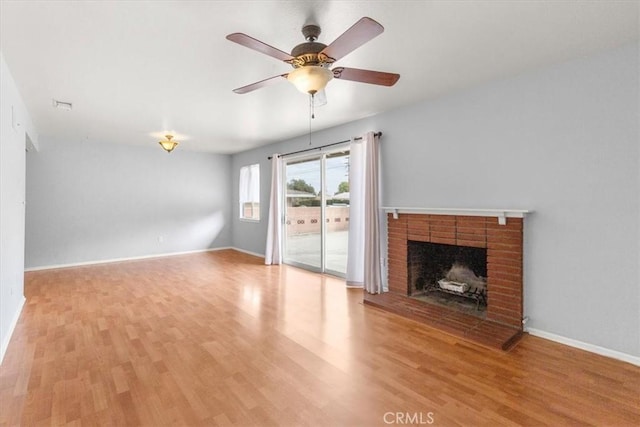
[324,151,350,275]
[283,149,350,276]
[284,156,322,270]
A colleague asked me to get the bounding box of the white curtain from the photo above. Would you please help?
[346,132,383,293]
[239,164,260,211]
[346,138,365,286]
[265,155,283,265]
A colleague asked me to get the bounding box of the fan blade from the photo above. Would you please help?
[226,33,293,62]
[313,89,327,107]
[320,17,384,61]
[233,74,288,94]
[332,67,400,86]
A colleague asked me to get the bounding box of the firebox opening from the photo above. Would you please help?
[408,241,488,318]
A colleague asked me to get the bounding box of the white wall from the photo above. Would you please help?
[231,43,639,358]
[0,53,38,362]
[25,138,232,268]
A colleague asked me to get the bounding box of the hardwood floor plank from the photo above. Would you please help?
[1,250,638,426]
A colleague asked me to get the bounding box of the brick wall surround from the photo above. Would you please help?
[387,213,524,329]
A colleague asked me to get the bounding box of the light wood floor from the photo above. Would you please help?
[1,250,639,426]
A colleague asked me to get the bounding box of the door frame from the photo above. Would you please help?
[282,145,349,277]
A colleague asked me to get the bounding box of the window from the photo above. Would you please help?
[239,163,260,220]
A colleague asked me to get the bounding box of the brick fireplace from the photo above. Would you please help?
[364,210,526,350]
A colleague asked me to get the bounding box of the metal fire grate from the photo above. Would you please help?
[424,282,487,310]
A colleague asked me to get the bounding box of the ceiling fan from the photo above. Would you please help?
[226,17,400,101]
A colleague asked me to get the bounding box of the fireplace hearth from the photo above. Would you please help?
[364,210,527,350]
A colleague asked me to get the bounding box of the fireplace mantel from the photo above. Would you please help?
[382,207,530,225]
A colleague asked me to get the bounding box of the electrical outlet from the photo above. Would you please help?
[158,236,164,243]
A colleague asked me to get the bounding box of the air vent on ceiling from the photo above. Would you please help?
[52,99,72,111]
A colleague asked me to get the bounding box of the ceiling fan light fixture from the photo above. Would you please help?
[287,66,333,95]
[158,134,179,153]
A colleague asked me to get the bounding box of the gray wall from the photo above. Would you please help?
[231,43,639,357]
[1,53,38,361]
[26,137,232,268]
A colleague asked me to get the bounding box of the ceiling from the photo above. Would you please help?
[1,1,638,154]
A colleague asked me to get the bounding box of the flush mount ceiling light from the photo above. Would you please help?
[158,134,179,153]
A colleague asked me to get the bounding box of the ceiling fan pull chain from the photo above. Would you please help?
[309,94,313,145]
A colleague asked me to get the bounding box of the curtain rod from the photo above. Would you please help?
[267,131,382,160]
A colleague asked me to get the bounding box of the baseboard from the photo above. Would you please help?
[1,296,26,364]
[229,247,265,258]
[24,247,233,272]
[526,328,640,367]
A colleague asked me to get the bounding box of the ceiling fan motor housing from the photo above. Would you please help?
[290,42,330,66]
[289,24,334,68]
[291,41,326,57]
